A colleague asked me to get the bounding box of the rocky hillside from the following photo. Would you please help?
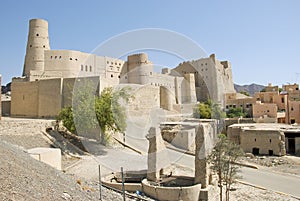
[234,83,265,96]
[0,118,135,201]
[1,82,11,94]
[0,140,100,200]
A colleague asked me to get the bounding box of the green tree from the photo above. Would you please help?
[260,87,266,92]
[193,100,225,119]
[211,101,226,119]
[72,79,98,135]
[226,107,247,118]
[57,81,131,145]
[95,87,131,144]
[208,134,244,201]
[57,106,76,133]
[57,79,98,135]
[239,91,249,96]
[193,102,211,119]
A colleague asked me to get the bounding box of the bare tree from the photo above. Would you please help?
[208,134,243,201]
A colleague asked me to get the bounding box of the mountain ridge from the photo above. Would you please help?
[234,83,265,96]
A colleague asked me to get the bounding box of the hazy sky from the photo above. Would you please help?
[1,0,300,86]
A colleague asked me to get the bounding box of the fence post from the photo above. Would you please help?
[99,165,102,200]
[121,167,125,201]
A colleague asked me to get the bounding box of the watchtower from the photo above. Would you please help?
[23,19,50,77]
[127,53,153,84]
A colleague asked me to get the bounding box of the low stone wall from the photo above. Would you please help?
[101,174,142,192]
[28,147,61,170]
[142,178,201,201]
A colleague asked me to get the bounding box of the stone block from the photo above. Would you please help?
[28,147,61,170]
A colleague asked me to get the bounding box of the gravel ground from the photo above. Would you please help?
[0,118,137,201]
[241,154,300,176]
[0,140,136,201]
[0,118,53,149]
[208,183,298,201]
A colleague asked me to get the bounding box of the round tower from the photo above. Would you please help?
[127,53,153,84]
[23,18,50,76]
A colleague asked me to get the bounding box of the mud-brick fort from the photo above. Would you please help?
[10,18,235,118]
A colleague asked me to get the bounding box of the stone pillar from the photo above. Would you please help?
[279,132,286,156]
[194,123,215,188]
[146,127,168,182]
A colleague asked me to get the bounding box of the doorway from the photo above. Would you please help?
[252,148,259,155]
[288,138,295,154]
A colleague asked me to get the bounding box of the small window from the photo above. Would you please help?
[107,61,109,64]
[30,45,32,48]
[111,62,113,65]
[85,65,88,71]
[70,58,72,60]
[50,56,53,59]
[43,45,45,48]
[291,107,294,111]
[81,65,83,71]
[75,58,78,61]
[254,138,256,142]
[281,98,284,103]
[90,66,92,72]
[119,63,121,66]
[59,56,62,59]
[150,72,152,75]
[115,62,117,65]
[36,34,39,36]
[111,74,113,78]
[118,75,120,78]
[269,139,272,143]
[55,56,57,59]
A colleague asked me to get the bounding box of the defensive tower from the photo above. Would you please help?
[23,19,50,77]
[127,53,153,84]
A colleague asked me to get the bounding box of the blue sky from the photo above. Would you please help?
[1,0,300,86]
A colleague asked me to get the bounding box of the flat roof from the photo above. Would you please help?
[229,123,300,132]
